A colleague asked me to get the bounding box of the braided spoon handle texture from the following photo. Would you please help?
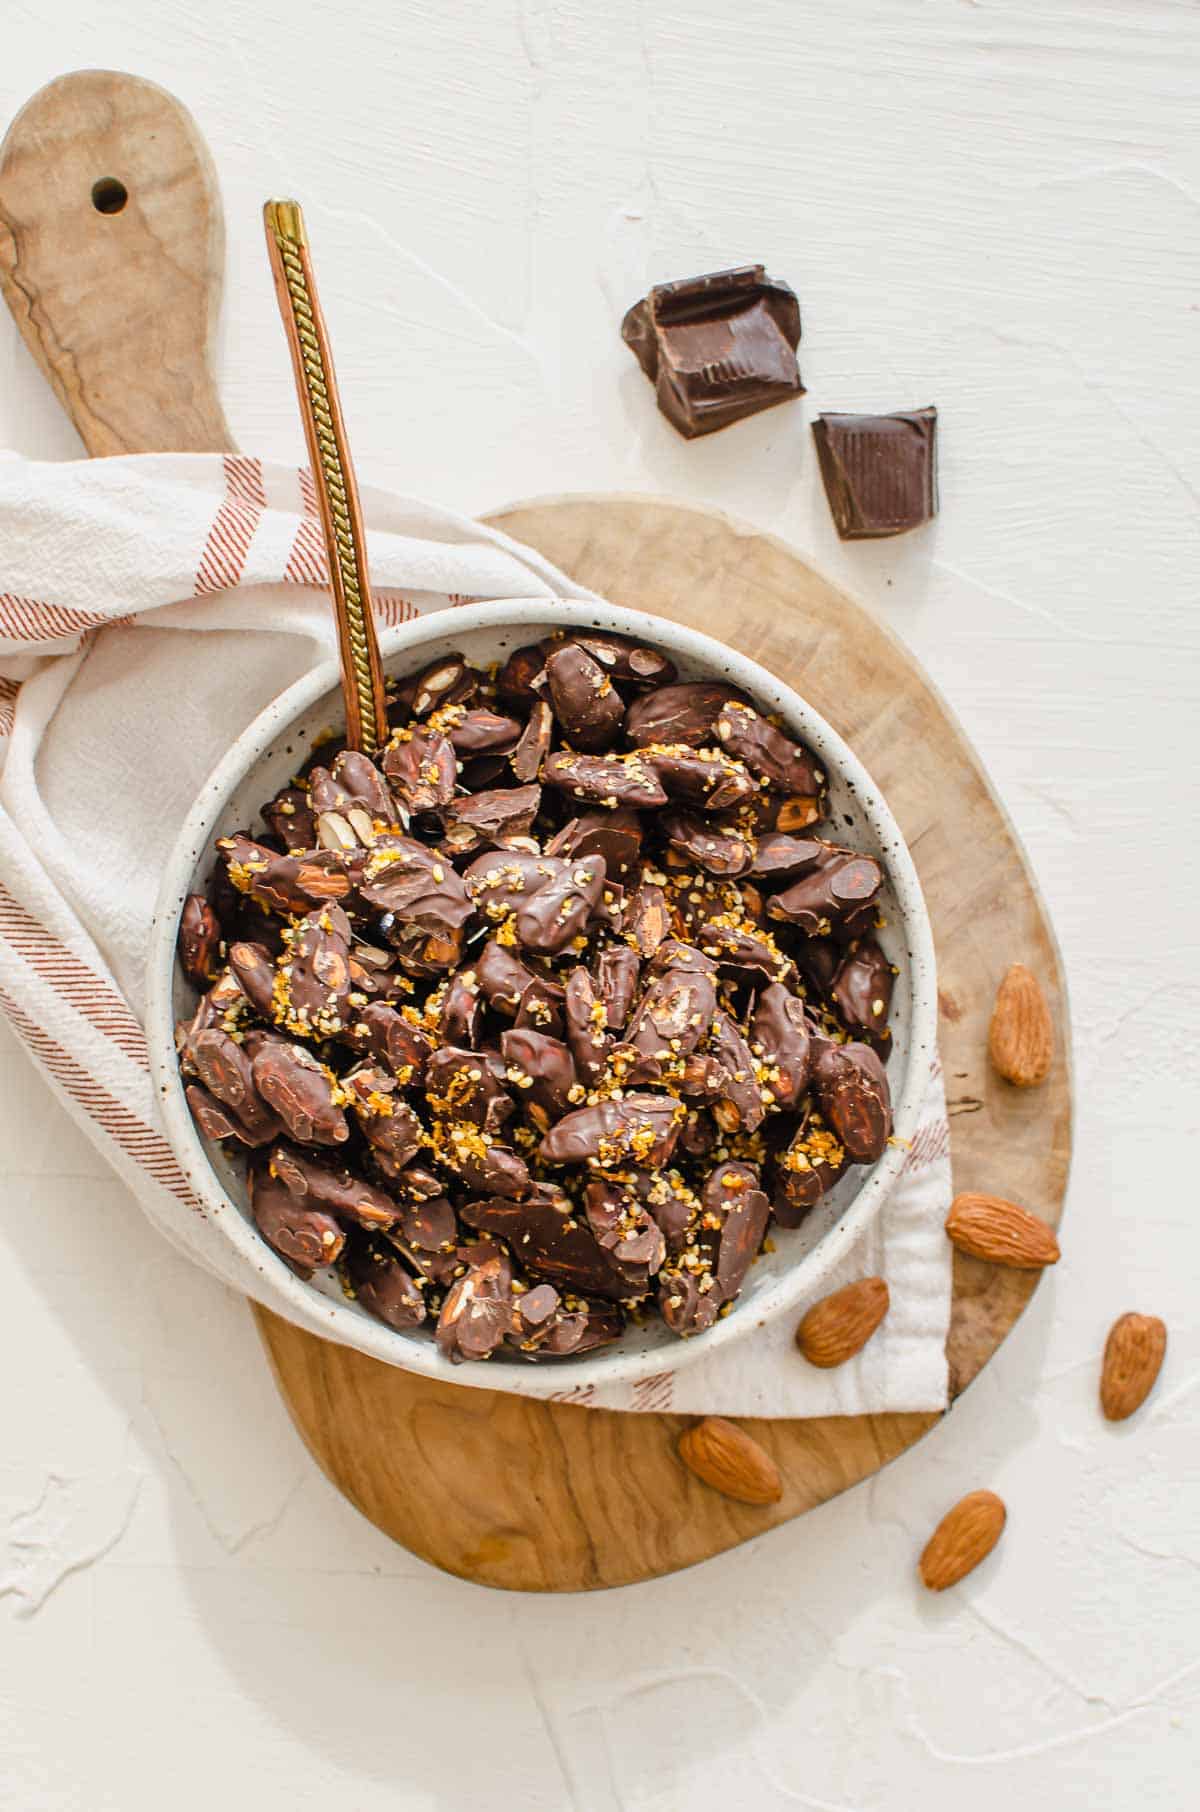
[263,199,388,754]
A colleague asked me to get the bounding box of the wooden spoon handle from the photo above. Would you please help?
[0,69,232,456]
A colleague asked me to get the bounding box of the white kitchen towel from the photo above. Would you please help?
[0,451,952,1416]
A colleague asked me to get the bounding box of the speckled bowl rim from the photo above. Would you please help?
[147,599,938,1395]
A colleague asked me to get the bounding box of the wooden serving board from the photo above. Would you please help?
[0,71,1072,1592]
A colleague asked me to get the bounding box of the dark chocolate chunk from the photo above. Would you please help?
[564,967,611,1085]
[349,1245,427,1330]
[249,1166,345,1276]
[261,785,317,852]
[440,783,542,857]
[341,1064,424,1172]
[382,726,458,815]
[813,1041,892,1163]
[360,1001,432,1085]
[542,750,667,810]
[248,1033,349,1146]
[544,644,626,751]
[359,834,473,933]
[462,1185,649,1302]
[513,855,606,956]
[269,1142,399,1230]
[510,699,554,783]
[749,982,814,1112]
[830,937,895,1054]
[539,1093,683,1168]
[475,938,536,1015]
[217,834,359,915]
[766,842,882,941]
[625,681,750,749]
[662,810,754,878]
[643,745,757,811]
[708,1012,765,1134]
[436,1250,515,1361]
[545,629,677,689]
[812,408,937,540]
[621,264,803,438]
[446,708,522,755]
[179,894,221,987]
[500,1026,578,1124]
[593,943,641,1029]
[713,702,825,804]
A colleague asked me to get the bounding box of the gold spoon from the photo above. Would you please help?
[263,199,389,754]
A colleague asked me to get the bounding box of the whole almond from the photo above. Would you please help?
[945,1192,1060,1269]
[677,1417,783,1506]
[919,1489,1007,1591]
[989,963,1053,1087]
[796,1277,890,1368]
[1100,1312,1167,1421]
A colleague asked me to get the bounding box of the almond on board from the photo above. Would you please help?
[945,1192,1060,1269]
[988,963,1053,1087]
[677,1416,783,1505]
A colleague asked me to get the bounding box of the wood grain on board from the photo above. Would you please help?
[0,70,1071,1593]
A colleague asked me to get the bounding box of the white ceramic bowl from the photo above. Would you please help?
[147,599,937,1395]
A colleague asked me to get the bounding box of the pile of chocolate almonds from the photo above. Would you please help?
[175,628,896,1362]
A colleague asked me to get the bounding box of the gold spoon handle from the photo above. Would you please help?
[263,199,389,755]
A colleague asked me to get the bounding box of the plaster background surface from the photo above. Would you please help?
[1,3,1197,1807]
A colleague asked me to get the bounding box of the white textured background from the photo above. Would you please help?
[2,3,1198,1807]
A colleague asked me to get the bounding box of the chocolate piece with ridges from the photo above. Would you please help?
[564,966,611,1085]
[621,264,803,438]
[702,1161,770,1302]
[713,702,825,804]
[501,1026,578,1124]
[708,1012,765,1134]
[436,1251,515,1361]
[593,943,640,1029]
[360,1001,432,1085]
[813,408,937,540]
[342,1064,424,1172]
[359,834,473,932]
